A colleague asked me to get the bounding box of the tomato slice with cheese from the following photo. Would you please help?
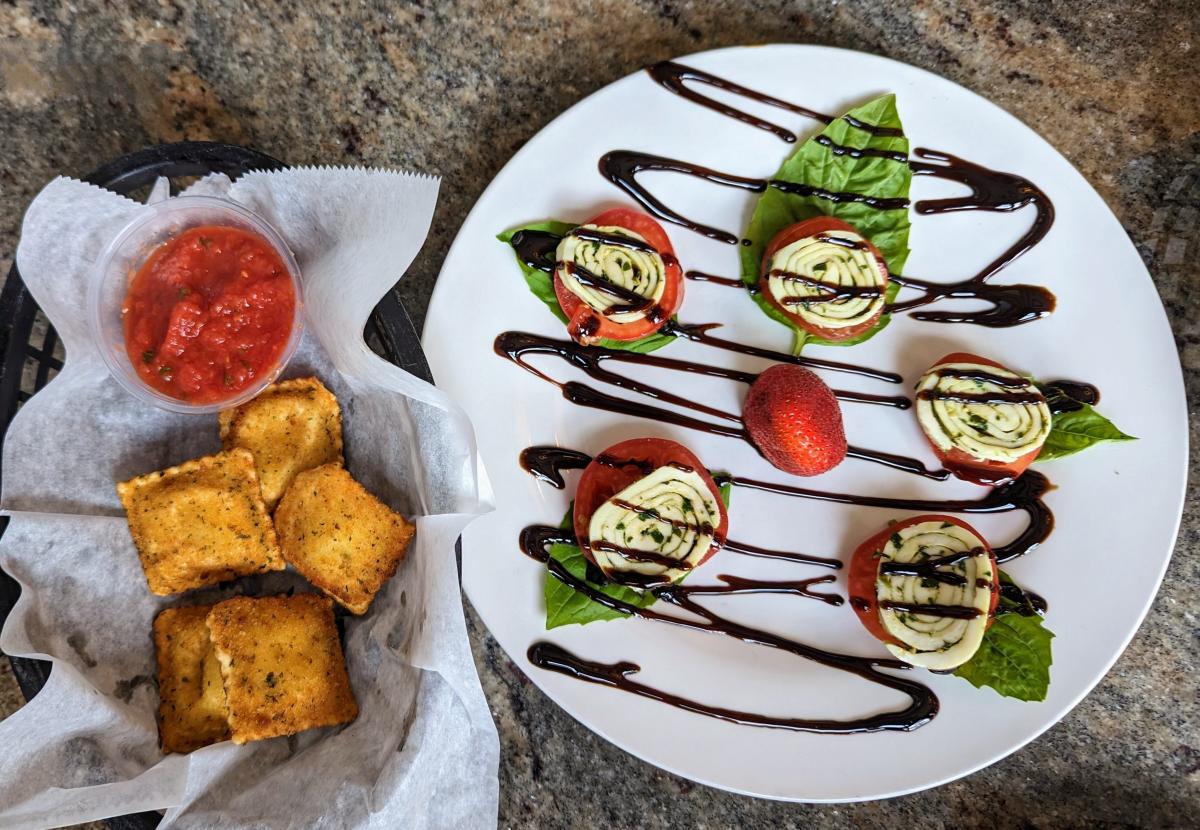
[573,437,728,586]
[758,216,889,341]
[848,515,1000,670]
[553,208,683,344]
[915,352,1052,486]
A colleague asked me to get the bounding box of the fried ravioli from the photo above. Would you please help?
[273,464,415,615]
[154,604,231,754]
[218,377,344,510]
[206,594,358,744]
[117,448,285,595]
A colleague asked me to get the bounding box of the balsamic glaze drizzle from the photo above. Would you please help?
[496,332,940,478]
[917,389,1045,406]
[520,523,840,600]
[658,321,902,383]
[532,551,936,734]
[570,226,667,256]
[598,150,907,245]
[646,60,831,143]
[720,467,1055,565]
[685,269,745,288]
[631,63,1061,328]
[518,447,846,571]
[522,528,937,734]
[1039,379,1101,414]
[520,446,1053,565]
[595,149,1056,329]
[522,519,843,575]
[598,150,765,245]
[720,537,843,570]
[527,639,929,736]
[510,229,561,271]
[845,447,949,481]
[934,367,1033,388]
[509,231,903,384]
[519,525,839,600]
[676,573,843,606]
[562,261,655,313]
[518,522,578,554]
[689,264,1056,328]
[879,549,981,587]
[519,446,592,488]
[645,61,904,142]
[879,600,981,620]
[814,134,909,164]
[886,149,1057,326]
[495,331,908,412]
[517,444,1050,732]
[908,148,1054,284]
[999,580,1050,616]
[770,269,886,301]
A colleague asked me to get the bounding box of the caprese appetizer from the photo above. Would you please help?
[759,216,890,341]
[554,208,684,345]
[573,437,728,587]
[849,515,998,671]
[915,353,1052,485]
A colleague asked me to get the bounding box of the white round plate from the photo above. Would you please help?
[423,45,1187,801]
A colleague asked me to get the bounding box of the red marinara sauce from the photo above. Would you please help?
[122,225,296,404]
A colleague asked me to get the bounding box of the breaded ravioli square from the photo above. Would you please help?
[274,464,416,615]
[206,594,358,744]
[218,377,344,510]
[154,604,231,754]
[117,448,285,595]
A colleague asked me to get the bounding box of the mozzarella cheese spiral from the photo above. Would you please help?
[587,464,720,585]
[916,360,1051,464]
[877,520,994,670]
[555,225,667,324]
[764,229,887,331]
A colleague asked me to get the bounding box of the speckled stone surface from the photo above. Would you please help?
[1,1,1197,828]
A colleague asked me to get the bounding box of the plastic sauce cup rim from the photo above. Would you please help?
[87,195,305,415]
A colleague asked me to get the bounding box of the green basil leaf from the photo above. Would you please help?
[597,329,677,354]
[500,222,676,354]
[954,594,1055,702]
[740,94,910,353]
[1037,403,1137,461]
[498,221,575,324]
[544,504,656,629]
[543,466,728,629]
[996,570,1041,617]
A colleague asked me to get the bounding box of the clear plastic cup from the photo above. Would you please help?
[88,196,304,415]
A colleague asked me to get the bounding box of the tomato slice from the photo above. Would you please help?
[553,208,684,344]
[573,437,728,569]
[758,216,889,341]
[921,352,1044,486]
[847,515,1000,648]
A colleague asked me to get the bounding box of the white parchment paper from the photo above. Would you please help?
[0,169,500,829]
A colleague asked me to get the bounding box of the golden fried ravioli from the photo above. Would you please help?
[218,377,344,510]
[273,464,415,615]
[116,448,285,595]
[154,604,231,754]
[206,594,358,744]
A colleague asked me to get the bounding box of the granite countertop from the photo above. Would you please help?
[1,1,1197,827]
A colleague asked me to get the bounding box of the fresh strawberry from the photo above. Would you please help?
[742,364,847,476]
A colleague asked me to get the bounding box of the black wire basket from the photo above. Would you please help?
[0,141,434,830]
